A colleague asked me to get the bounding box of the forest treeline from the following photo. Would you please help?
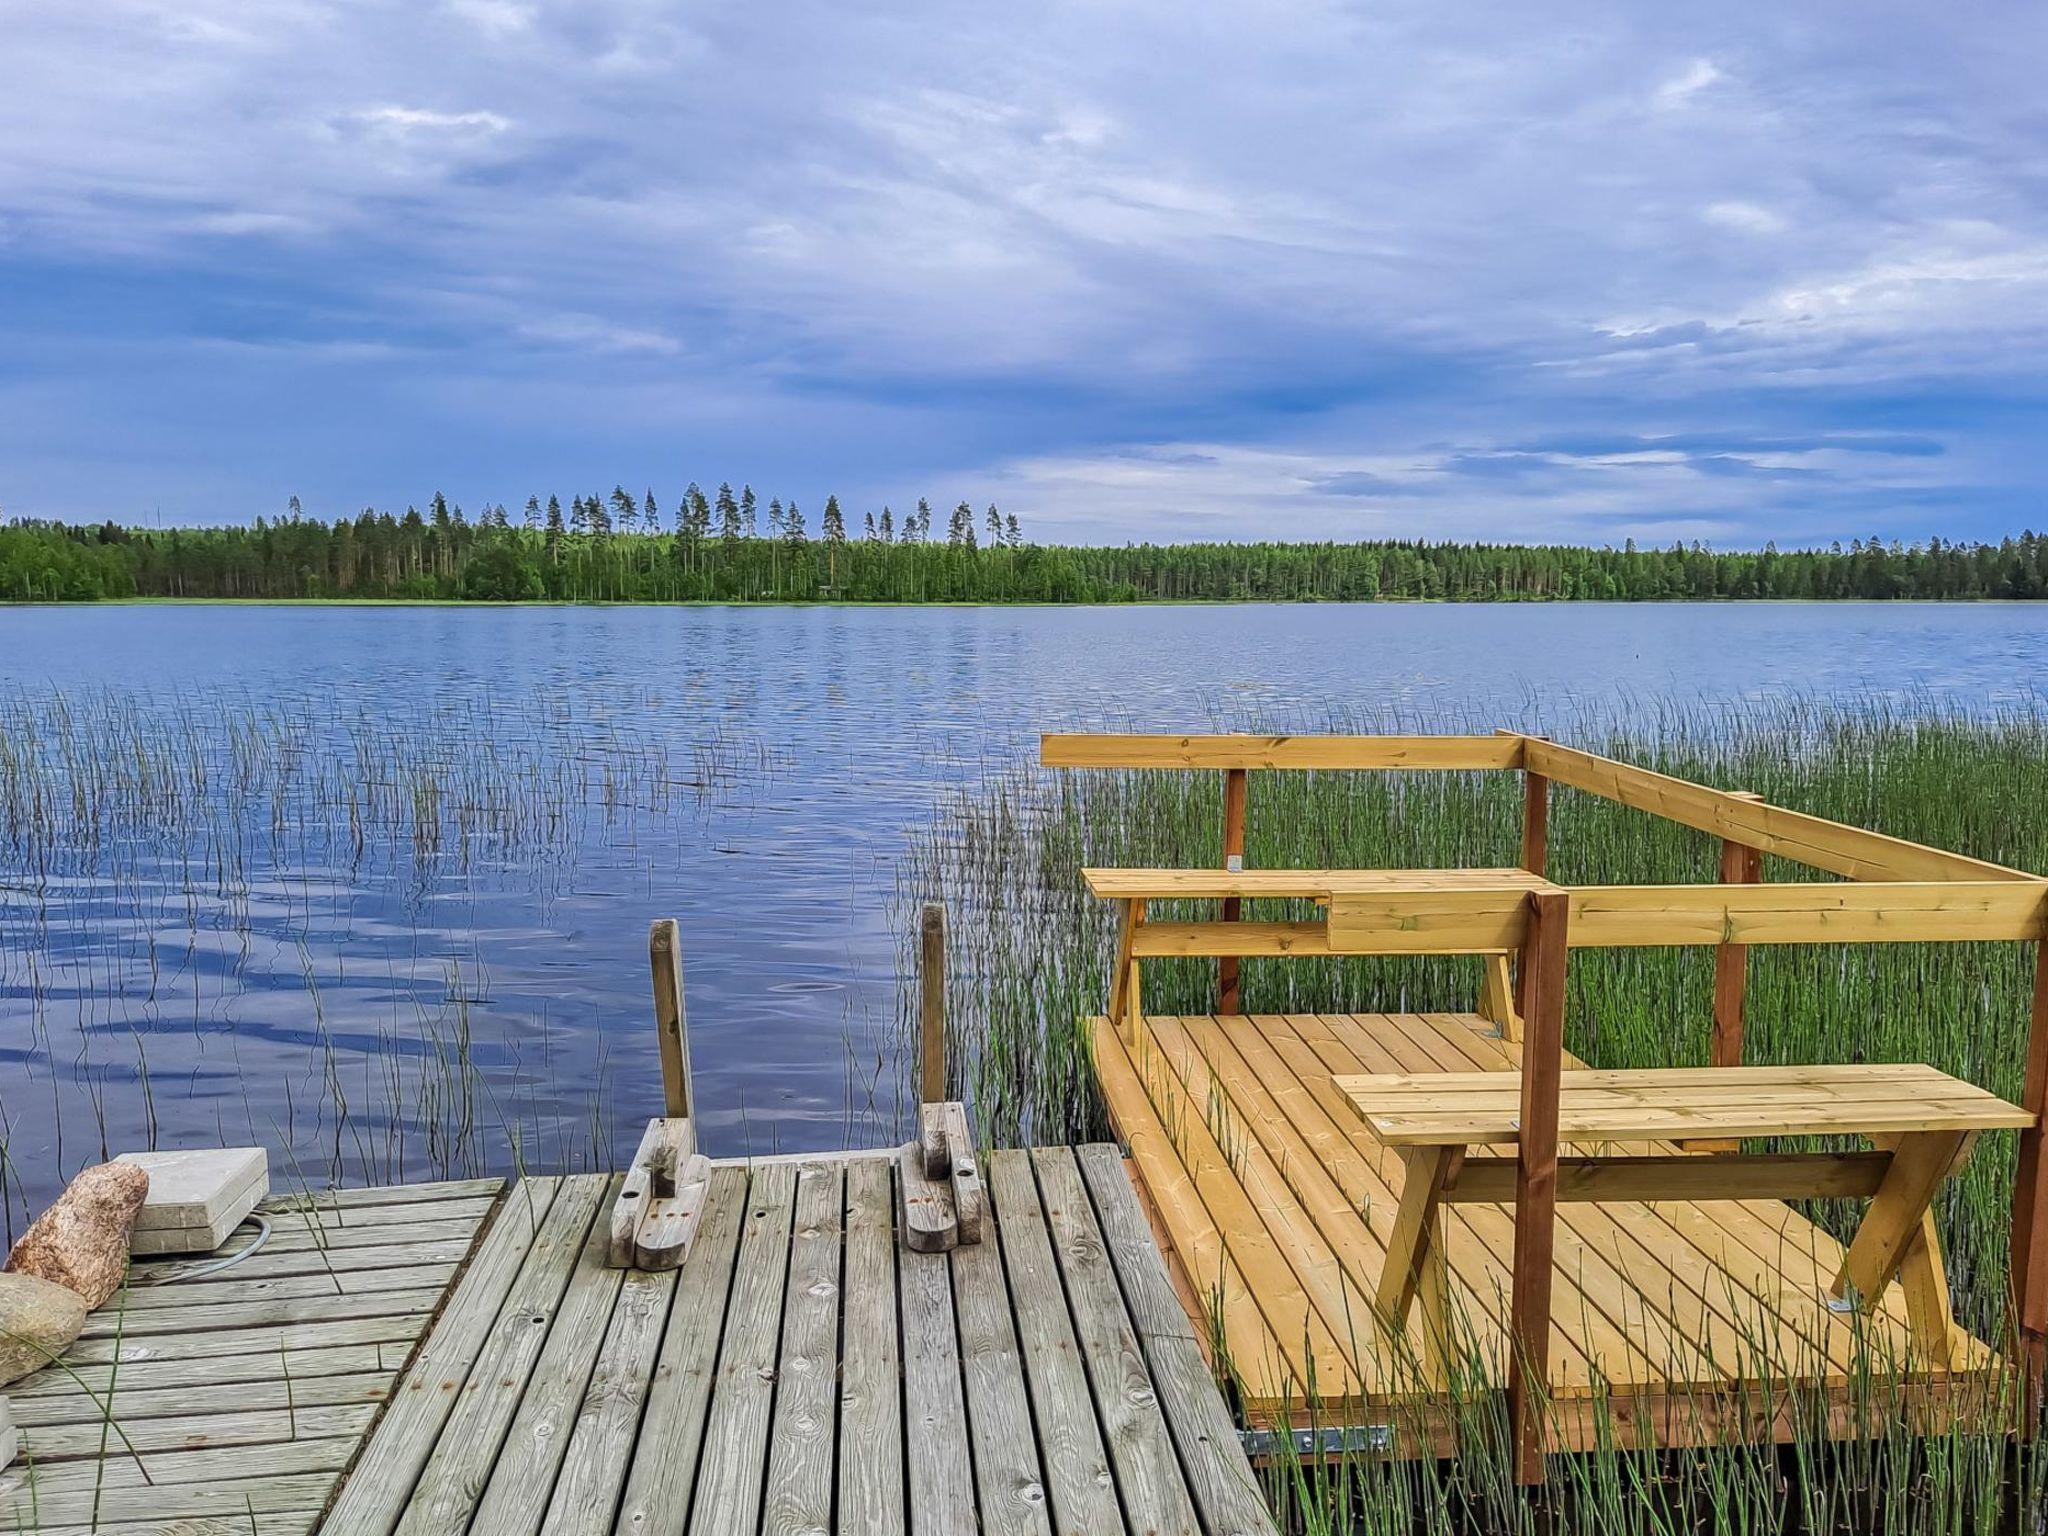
[5,485,2048,603]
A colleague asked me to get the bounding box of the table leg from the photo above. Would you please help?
[1377,1146,1455,1386]
[1834,1130,1972,1363]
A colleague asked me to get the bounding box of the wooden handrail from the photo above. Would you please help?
[1041,732,1524,770]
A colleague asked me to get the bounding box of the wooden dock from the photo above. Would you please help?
[1,1176,500,1532]
[1046,730,2048,1480]
[1095,1008,2011,1449]
[5,1150,1273,1535]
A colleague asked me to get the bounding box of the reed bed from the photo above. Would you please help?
[899,695,2048,1531]
[0,683,779,1238]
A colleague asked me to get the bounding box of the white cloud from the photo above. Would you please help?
[1655,57,1724,108]
[1702,200,1786,235]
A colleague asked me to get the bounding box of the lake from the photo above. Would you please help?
[2,600,2045,1224]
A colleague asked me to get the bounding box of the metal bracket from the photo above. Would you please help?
[1226,854,1244,873]
[1237,1423,1394,1459]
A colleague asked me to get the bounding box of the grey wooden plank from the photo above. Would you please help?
[952,1162,1053,1536]
[837,1157,904,1536]
[687,1161,800,1534]
[1075,1144,1276,1536]
[611,1165,751,1534]
[131,1235,477,1282]
[21,1515,319,1536]
[987,1150,1124,1536]
[262,1177,504,1211]
[469,1175,630,1536]
[0,1470,338,1528]
[265,1195,501,1232]
[392,1174,611,1536]
[319,1176,564,1536]
[201,1214,485,1256]
[763,1162,845,1536]
[11,1343,397,1397]
[11,1369,391,1424]
[0,1433,353,1493]
[18,1401,380,1461]
[58,1313,429,1365]
[1033,1147,1203,1536]
[536,1265,679,1536]
[78,1287,452,1338]
[901,1230,975,1535]
[114,1261,463,1309]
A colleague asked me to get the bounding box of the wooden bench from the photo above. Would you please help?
[1340,1064,2033,1374]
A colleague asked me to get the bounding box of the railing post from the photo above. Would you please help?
[2011,937,2048,1404]
[920,902,948,1104]
[1712,791,1765,1070]
[1520,771,1549,878]
[1508,888,1568,1486]
[649,918,693,1120]
[1219,767,1249,1014]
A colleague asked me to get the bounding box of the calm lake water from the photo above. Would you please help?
[2,601,2044,1223]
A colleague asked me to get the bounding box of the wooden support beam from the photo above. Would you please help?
[1521,769,1549,879]
[1523,737,2033,883]
[649,919,693,1120]
[1108,899,1145,1032]
[1218,767,1249,1015]
[1041,732,1525,771]
[1508,888,1568,1486]
[1476,952,1521,1042]
[1834,1129,1972,1304]
[2012,942,2048,1399]
[920,903,947,1105]
[1444,1149,1894,1204]
[941,1102,985,1246]
[1712,793,1765,1071]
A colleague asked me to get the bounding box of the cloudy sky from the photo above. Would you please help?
[2,1,2043,545]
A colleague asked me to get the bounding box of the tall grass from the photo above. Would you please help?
[901,696,2048,1531]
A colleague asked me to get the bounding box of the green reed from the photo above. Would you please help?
[900,695,2048,1532]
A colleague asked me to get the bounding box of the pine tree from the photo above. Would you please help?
[609,486,635,535]
[910,498,931,544]
[643,488,659,531]
[523,495,542,530]
[767,498,785,536]
[783,502,806,542]
[545,496,566,562]
[569,495,588,535]
[880,506,895,542]
[716,483,740,543]
[863,511,877,541]
[986,504,1003,547]
[949,501,976,549]
[822,495,846,544]
[1004,512,1021,546]
[741,485,758,538]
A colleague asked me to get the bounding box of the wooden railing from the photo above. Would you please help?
[1043,730,2048,1478]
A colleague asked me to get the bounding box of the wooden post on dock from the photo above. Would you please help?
[2011,938,2048,1407]
[1519,764,1549,878]
[1508,888,1568,1486]
[1219,767,1248,1014]
[920,903,947,1105]
[1712,792,1765,1071]
[650,919,693,1120]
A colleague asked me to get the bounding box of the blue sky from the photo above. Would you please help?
[2,1,2044,545]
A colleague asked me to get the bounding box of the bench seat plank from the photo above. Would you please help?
[1340,1064,2032,1146]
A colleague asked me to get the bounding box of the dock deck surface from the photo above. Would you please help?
[7,1149,1271,1535]
[1092,1008,2009,1449]
[1,1175,501,1533]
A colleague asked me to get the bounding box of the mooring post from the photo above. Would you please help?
[920,902,948,1105]
[1218,767,1249,1014]
[649,918,693,1120]
[1712,791,1765,1071]
[1508,888,1568,1486]
[2011,936,2048,1409]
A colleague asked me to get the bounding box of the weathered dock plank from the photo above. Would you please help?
[0,1176,500,1536]
[309,1149,1274,1536]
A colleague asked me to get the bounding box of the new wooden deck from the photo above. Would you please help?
[1093,1008,2012,1452]
[1,1176,502,1533]
[5,1151,1272,1536]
